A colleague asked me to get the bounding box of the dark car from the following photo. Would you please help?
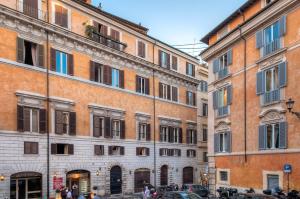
[237,193,278,199]
[182,184,209,197]
[162,191,202,199]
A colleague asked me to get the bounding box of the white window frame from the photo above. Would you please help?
[138,76,146,94]
[262,171,283,190]
[264,66,279,93]
[95,65,103,83]
[217,168,230,185]
[56,50,68,75]
[187,91,194,106]
[162,83,169,100]
[187,149,196,158]
[112,120,121,139]
[218,87,228,108]
[24,107,40,133]
[265,123,280,149]
[173,128,179,143]
[187,63,194,76]
[19,0,43,20]
[173,149,180,157]
[111,68,120,88]
[51,2,71,30]
[139,123,147,141]
[161,148,168,156]
[112,146,121,155]
[219,132,228,153]
[160,51,168,68]
[161,126,168,142]
[62,111,70,134]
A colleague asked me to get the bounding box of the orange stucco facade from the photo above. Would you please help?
[201,0,300,193]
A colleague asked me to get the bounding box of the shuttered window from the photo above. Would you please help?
[256,62,286,105]
[23,0,39,18]
[112,120,121,139]
[93,116,104,137]
[256,16,286,56]
[136,147,150,156]
[187,149,196,158]
[17,105,46,134]
[160,126,168,142]
[111,68,124,88]
[50,49,74,76]
[137,41,146,58]
[213,49,232,80]
[203,127,208,142]
[186,62,195,77]
[51,143,74,155]
[159,50,170,69]
[108,146,124,156]
[213,85,232,117]
[186,91,196,106]
[110,29,120,50]
[55,5,68,28]
[94,145,104,156]
[159,148,168,156]
[186,129,197,145]
[55,111,76,135]
[259,122,287,150]
[90,61,103,83]
[214,131,231,153]
[24,142,39,154]
[17,38,44,68]
[172,56,178,70]
[136,75,150,95]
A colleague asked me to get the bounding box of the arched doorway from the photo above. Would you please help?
[134,168,150,193]
[66,170,90,197]
[160,165,168,186]
[10,172,42,199]
[183,167,194,184]
[110,166,122,194]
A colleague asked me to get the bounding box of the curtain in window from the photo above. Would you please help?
[31,43,37,66]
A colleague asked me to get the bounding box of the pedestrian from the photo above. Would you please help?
[144,186,150,199]
[93,193,101,199]
[66,188,73,199]
[78,194,85,199]
[72,183,79,199]
[61,186,67,199]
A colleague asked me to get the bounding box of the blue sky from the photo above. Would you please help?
[91,0,247,56]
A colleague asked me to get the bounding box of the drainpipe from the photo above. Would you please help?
[46,0,50,197]
[238,9,247,163]
[152,41,157,187]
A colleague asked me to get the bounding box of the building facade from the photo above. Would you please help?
[200,0,300,193]
[0,0,207,198]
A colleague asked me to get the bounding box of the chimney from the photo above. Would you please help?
[82,0,92,4]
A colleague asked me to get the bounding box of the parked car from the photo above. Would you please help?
[237,193,278,199]
[162,191,202,199]
[182,184,210,197]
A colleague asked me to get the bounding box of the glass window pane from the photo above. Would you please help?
[273,67,279,89]
[274,124,279,148]
[264,26,272,44]
[267,125,273,149]
[32,109,39,133]
[220,134,224,151]
[62,53,67,74]
[27,178,42,191]
[266,70,272,92]
[56,51,61,72]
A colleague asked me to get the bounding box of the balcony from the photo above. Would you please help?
[216,105,229,117]
[17,1,47,21]
[262,38,281,57]
[261,89,281,105]
[217,67,229,80]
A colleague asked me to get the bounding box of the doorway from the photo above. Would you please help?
[110,166,122,194]
[134,168,150,193]
[10,172,42,199]
[183,167,194,184]
[66,170,90,197]
[160,165,168,186]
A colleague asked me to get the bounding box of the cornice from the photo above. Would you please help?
[0,5,200,87]
[201,0,299,61]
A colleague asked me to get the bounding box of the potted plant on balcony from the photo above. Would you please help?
[83,21,97,39]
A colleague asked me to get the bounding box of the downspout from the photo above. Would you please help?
[238,10,247,163]
[46,0,50,197]
[152,41,157,187]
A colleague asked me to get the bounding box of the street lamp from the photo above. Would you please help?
[286,98,300,118]
[0,174,5,181]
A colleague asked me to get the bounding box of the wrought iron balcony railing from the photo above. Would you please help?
[262,38,281,57]
[90,31,127,51]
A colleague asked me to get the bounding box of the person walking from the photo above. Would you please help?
[66,188,73,199]
[61,186,67,199]
[144,186,150,199]
[72,183,79,199]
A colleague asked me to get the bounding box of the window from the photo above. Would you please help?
[267,174,279,190]
[203,152,208,162]
[137,41,146,58]
[202,103,208,116]
[93,116,104,137]
[55,51,68,74]
[110,29,120,50]
[17,38,44,67]
[186,62,195,77]
[172,56,178,70]
[54,4,68,28]
[94,145,104,156]
[159,50,170,68]
[23,107,39,133]
[173,149,181,157]
[136,147,149,156]
[136,76,149,95]
[90,61,103,83]
[187,129,197,145]
[22,0,39,18]
[159,83,177,101]
[203,127,208,142]
[139,123,147,140]
[187,149,196,158]
[259,122,287,150]
[51,143,74,155]
[55,111,76,135]
[199,81,208,92]
[266,123,280,149]
[109,146,124,156]
[160,148,168,156]
[186,91,196,106]
[214,132,231,153]
[213,85,232,117]
[220,171,228,181]
[173,128,180,143]
[112,68,120,87]
[112,120,121,139]
[265,66,279,92]
[24,142,38,154]
[213,50,232,80]
[160,126,168,142]
[219,132,228,153]
[265,0,273,5]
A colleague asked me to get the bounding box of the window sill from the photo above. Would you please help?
[261,99,281,107]
[137,155,149,157]
[53,154,71,156]
[215,114,229,119]
[23,154,39,156]
[256,47,287,64]
[212,73,232,85]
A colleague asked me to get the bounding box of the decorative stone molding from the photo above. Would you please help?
[158,116,182,127]
[186,120,197,130]
[257,48,287,69]
[16,90,46,109]
[135,112,151,122]
[88,103,125,119]
[215,121,231,132]
[259,108,286,124]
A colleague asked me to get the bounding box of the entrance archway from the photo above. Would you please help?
[66,170,90,197]
[110,166,122,194]
[134,168,150,193]
[183,167,194,184]
[160,165,168,186]
[10,172,42,199]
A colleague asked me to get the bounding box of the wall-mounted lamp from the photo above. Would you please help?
[286,98,300,118]
[96,170,100,176]
[0,174,5,181]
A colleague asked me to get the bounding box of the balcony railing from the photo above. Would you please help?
[90,31,127,51]
[17,1,47,20]
[217,67,229,80]
[217,105,229,117]
[262,38,281,57]
[262,89,280,105]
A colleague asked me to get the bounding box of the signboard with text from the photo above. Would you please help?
[53,177,63,190]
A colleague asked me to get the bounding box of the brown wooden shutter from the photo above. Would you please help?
[101,145,104,155]
[68,144,74,155]
[186,129,190,144]
[179,128,183,143]
[120,120,125,139]
[103,65,112,85]
[95,145,101,156]
[37,44,44,68]
[145,78,150,95]
[119,70,124,89]
[166,53,170,69]
[194,131,198,145]
[159,148,163,156]
[17,38,24,63]
[90,61,95,81]
[108,146,112,155]
[193,92,196,106]
[104,117,111,138]
[172,56,177,70]
[100,24,108,36]
[32,142,38,154]
[51,144,57,155]
[136,147,140,156]
[62,7,68,28]
[168,126,174,143]
[192,64,195,77]
[50,48,56,71]
[120,146,125,155]
[172,87,178,102]
[23,108,30,132]
[17,105,24,132]
[158,50,162,66]
[39,109,46,134]
[178,149,181,157]
[138,41,142,57]
[55,111,63,135]
[186,62,189,75]
[68,54,74,76]
[159,83,163,98]
[167,85,171,100]
[159,126,163,141]
[93,116,101,137]
[69,112,76,136]
[55,5,62,26]
[136,75,140,92]
[146,124,151,141]
[146,148,150,156]
[24,142,31,154]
